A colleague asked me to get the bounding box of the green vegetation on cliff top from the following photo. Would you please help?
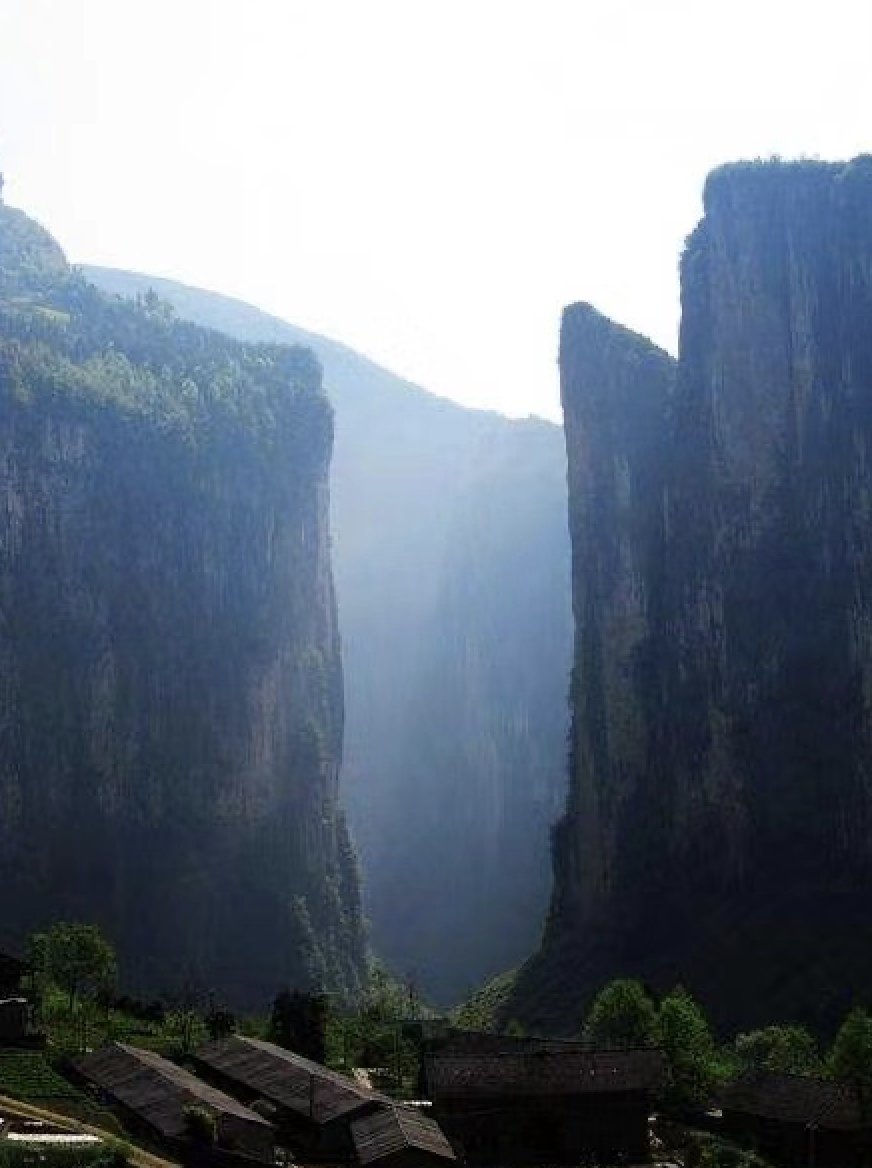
[0,202,326,451]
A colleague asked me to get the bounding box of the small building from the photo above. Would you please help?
[425,1045,666,1165]
[192,1035,391,1157]
[721,1071,872,1168]
[76,1042,275,1163]
[351,1104,457,1168]
[0,952,26,998]
[0,998,29,1043]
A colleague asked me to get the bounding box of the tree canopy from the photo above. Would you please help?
[582,978,659,1048]
[28,922,116,1010]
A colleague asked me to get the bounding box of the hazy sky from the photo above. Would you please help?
[1,1,871,420]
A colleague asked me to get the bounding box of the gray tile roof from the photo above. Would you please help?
[425,1047,666,1097]
[76,1042,272,1141]
[722,1072,872,1131]
[352,1106,456,1165]
[194,1035,391,1125]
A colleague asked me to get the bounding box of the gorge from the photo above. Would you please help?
[84,267,573,1005]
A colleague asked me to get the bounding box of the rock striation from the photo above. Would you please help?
[0,204,365,1003]
[513,156,872,1034]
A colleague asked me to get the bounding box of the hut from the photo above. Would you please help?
[0,953,26,998]
[75,1042,275,1163]
[424,1045,665,1164]
[720,1071,872,1168]
[0,998,29,1043]
[192,1035,391,1157]
[351,1105,457,1168]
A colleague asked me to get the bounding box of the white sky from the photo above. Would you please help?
[1,0,871,421]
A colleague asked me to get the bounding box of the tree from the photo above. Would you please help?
[269,990,329,1063]
[582,979,659,1048]
[659,986,717,1111]
[735,1025,822,1076]
[183,1105,216,1146]
[29,922,116,1011]
[830,1008,872,1087]
[206,1007,236,1040]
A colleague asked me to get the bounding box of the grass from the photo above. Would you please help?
[0,1052,82,1101]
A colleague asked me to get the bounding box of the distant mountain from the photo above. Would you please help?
[85,266,573,1003]
[0,206,365,1004]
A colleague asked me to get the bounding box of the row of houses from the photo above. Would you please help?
[75,1036,460,1168]
[73,1032,669,1166]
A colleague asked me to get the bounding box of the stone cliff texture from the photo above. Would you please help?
[513,156,872,1034]
[82,266,573,1006]
[0,204,365,1004]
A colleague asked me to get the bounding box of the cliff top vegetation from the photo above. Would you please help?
[0,203,328,452]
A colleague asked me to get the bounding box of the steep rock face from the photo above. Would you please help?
[0,206,365,1003]
[514,157,872,1034]
[83,267,573,1005]
[362,419,570,1002]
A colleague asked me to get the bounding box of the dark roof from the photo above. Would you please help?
[722,1073,872,1131]
[194,1035,391,1125]
[429,1031,591,1056]
[352,1106,456,1165]
[76,1042,273,1141]
[425,1047,666,1098]
[0,952,27,976]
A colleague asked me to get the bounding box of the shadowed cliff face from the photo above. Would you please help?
[0,205,366,1004]
[82,265,573,1006]
[513,157,872,1035]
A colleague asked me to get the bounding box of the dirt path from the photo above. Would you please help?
[0,1093,179,1168]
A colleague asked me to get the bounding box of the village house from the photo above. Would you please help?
[75,1042,275,1164]
[351,1104,457,1168]
[0,951,35,1046]
[424,1045,665,1165]
[720,1071,872,1168]
[192,1035,392,1158]
[0,953,25,999]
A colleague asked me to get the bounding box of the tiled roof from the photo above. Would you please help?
[352,1106,456,1165]
[425,1047,666,1097]
[76,1042,272,1140]
[431,1032,591,1056]
[194,1035,391,1124]
[722,1072,872,1131]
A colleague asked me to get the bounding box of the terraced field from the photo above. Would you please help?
[0,1053,81,1101]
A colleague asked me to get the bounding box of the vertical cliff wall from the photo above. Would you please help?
[0,205,365,1004]
[83,266,573,1006]
[514,156,872,1034]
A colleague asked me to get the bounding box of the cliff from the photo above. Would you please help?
[0,205,366,1003]
[83,268,573,1005]
[513,156,872,1034]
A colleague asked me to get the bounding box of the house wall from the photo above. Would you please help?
[433,1092,649,1164]
[216,1113,275,1164]
[721,1110,872,1168]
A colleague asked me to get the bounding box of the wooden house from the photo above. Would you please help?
[0,952,26,998]
[0,998,29,1043]
[351,1105,457,1168]
[192,1035,391,1157]
[75,1042,275,1164]
[424,1045,665,1165]
[721,1071,872,1168]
